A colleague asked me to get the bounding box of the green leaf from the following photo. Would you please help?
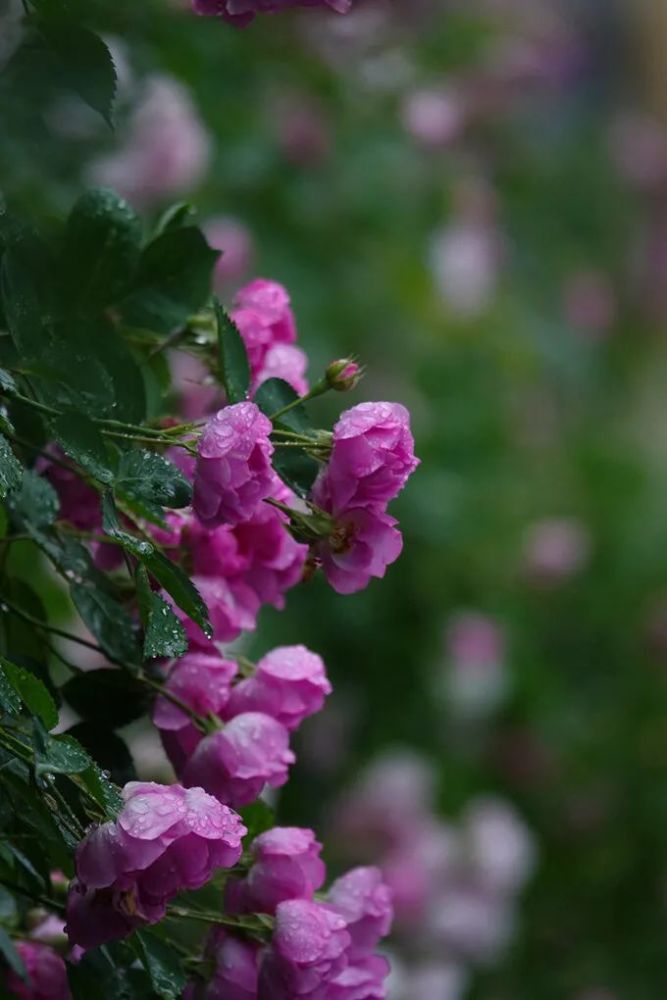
[0,926,27,983]
[52,411,114,484]
[133,930,187,1000]
[215,298,250,404]
[136,569,187,660]
[254,377,314,434]
[36,17,117,126]
[0,368,18,394]
[61,669,149,729]
[121,227,219,334]
[70,583,141,666]
[7,468,59,528]
[115,449,192,517]
[64,188,142,308]
[102,495,210,638]
[34,733,91,777]
[1,245,51,358]
[0,433,22,499]
[153,202,196,236]
[271,448,319,500]
[239,800,275,841]
[142,549,211,640]
[0,662,21,717]
[67,722,136,787]
[36,316,146,423]
[0,655,58,729]
[78,762,123,819]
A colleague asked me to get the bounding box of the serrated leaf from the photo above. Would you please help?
[70,582,141,666]
[7,468,59,528]
[61,669,149,729]
[64,188,142,308]
[34,733,91,777]
[115,449,192,517]
[0,927,27,983]
[142,548,211,639]
[215,298,250,404]
[102,496,209,637]
[0,433,22,499]
[36,17,117,125]
[136,568,187,659]
[133,930,187,1000]
[121,227,219,334]
[0,656,58,729]
[67,722,136,787]
[52,411,114,484]
[79,763,123,819]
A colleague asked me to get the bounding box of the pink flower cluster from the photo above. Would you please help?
[186,826,392,998]
[153,644,331,806]
[193,0,351,28]
[65,782,246,950]
[332,753,536,993]
[231,278,309,396]
[162,479,308,646]
[311,402,419,593]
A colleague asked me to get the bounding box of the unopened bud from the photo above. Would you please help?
[325,358,363,392]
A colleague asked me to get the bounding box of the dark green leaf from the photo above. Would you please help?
[0,655,58,729]
[68,950,154,1000]
[36,316,146,423]
[115,449,192,515]
[0,662,21,716]
[133,930,187,1000]
[7,468,59,528]
[254,377,312,434]
[271,448,319,500]
[64,188,142,308]
[67,722,136,787]
[101,491,156,559]
[1,245,50,358]
[52,411,114,484]
[34,733,91,777]
[215,298,250,404]
[0,927,27,983]
[121,227,219,334]
[142,549,211,640]
[137,569,187,660]
[0,433,22,499]
[61,669,149,728]
[70,583,141,665]
[78,762,123,819]
[36,17,117,125]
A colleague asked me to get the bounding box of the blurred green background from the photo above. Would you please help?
[4,0,667,996]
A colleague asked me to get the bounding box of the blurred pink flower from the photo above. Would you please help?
[401,86,466,148]
[521,517,591,586]
[204,216,255,291]
[89,76,210,207]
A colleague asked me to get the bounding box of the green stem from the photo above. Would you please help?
[269,380,328,420]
